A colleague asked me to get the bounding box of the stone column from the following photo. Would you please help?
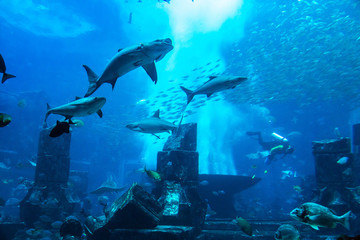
[156,123,207,228]
[20,128,75,227]
[312,137,356,213]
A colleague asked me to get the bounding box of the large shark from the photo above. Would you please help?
[44,96,106,126]
[126,110,176,138]
[83,38,174,97]
[180,76,247,104]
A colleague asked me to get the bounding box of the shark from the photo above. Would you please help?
[0,54,16,83]
[44,96,106,126]
[180,75,247,104]
[126,109,177,139]
[83,38,174,97]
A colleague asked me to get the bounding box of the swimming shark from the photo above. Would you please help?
[44,96,106,126]
[83,38,174,97]
[0,54,16,83]
[126,109,176,138]
[180,75,247,104]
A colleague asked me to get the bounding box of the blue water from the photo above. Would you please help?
[1,0,360,238]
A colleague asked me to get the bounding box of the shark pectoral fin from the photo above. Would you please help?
[142,62,157,84]
[75,96,81,100]
[152,133,160,139]
[207,93,213,98]
[96,109,102,118]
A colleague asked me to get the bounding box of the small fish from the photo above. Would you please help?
[251,165,257,169]
[275,224,300,240]
[49,120,71,138]
[293,185,303,193]
[51,221,63,229]
[337,156,348,165]
[144,167,161,181]
[0,113,11,127]
[17,99,27,108]
[199,180,209,186]
[71,119,84,128]
[290,202,351,230]
[0,54,16,83]
[264,170,268,174]
[235,216,252,236]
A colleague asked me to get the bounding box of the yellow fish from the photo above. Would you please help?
[144,167,161,182]
[235,216,252,236]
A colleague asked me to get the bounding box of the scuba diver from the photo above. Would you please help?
[246,131,294,165]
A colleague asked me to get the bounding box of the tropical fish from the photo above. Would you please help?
[290,202,351,230]
[337,156,348,165]
[275,224,300,240]
[71,119,85,128]
[49,120,71,138]
[0,113,11,127]
[180,75,247,104]
[126,109,177,139]
[83,38,173,97]
[0,54,16,83]
[235,216,252,236]
[293,185,303,193]
[44,96,106,126]
[144,167,161,181]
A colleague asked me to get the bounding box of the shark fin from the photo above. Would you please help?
[97,109,103,118]
[142,62,158,84]
[83,65,99,97]
[111,80,116,90]
[180,86,195,104]
[152,109,160,118]
[209,76,217,80]
[75,96,81,100]
[207,93,213,98]
[46,103,51,110]
[117,48,123,52]
[2,73,16,83]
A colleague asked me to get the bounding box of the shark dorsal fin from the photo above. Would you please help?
[152,109,160,118]
[117,48,123,52]
[75,96,81,100]
[46,103,51,110]
[209,76,217,80]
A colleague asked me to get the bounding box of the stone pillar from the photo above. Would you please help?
[312,138,356,213]
[20,128,75,227]
[156,123,207,228]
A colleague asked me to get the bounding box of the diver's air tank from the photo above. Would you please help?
[272,132,287,141]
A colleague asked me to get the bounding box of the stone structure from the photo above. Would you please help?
[156,123,207,228]
[19,128,75,227]
[312,137,357,213]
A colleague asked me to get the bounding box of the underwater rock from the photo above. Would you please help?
[163,123,197,151]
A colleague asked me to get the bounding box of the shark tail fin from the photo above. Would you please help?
[340,211,351,230]
[83,65,99,97]
[2,72,16,83]
[180,86,194,105]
